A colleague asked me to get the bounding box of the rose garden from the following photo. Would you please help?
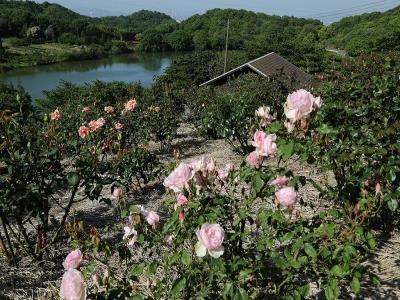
[1,52,400,299]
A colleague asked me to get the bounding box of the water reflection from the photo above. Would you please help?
[0,52,173,100]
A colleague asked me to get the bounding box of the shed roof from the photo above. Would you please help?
[199,52,311,87]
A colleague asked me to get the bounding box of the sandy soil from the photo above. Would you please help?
[0,123,399,299]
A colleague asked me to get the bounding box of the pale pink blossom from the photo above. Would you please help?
[50,109,60,121]
[60,269,85,300]
[261,134,277,157]
[177,194,187,206]
[163,163,193,193]
[251,131,277,157]
[78,126,90,138]
[284,120,295,133]
[247,151,259,167]
[255,106,274,126]
[195,223,224,258]
[82,106,90,113]
[313,96,322,109]
[179,211,185,222]
[217,169,229,181]
[96,117,105,128]
[63,249,83,270]
[375,183,382,195]
[88,120,100,132]
[123,226,137,247]
[284,89,321,122]
[275,187,297,208]
[112,187,124,199]
[123,99,137,113]
[104,106,114,114]
[115,122,123,130]
[226,163,235,172]
[146,211,160,229]
[270,176,290,188]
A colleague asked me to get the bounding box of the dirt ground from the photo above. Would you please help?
[1,124,399,299]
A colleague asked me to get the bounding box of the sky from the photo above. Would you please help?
[34,0,400,23]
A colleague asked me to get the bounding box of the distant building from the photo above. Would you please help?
[199,52,311,87]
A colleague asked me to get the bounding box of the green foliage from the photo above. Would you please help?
[307,52,400,227]
[321,6,400,55]
[0,83,32,115]
[188,73,295,153]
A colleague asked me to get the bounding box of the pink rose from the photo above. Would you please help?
[176,194,187,205]
[251,131,277,156]
[163,163,193,193]
[78,126,89,138]
[88,120,100,132]
[217,169,229,181]
[261,134,277,157]
[82,106,90,113]
[284,120,295,133]
[178,211,185,222]
[313,96,322,109]
[123,99,137,113]
[270,176,290,188]
[251,130,266,150]
[60,269,85,300]
[284,89,320,122]
[195,223,224,258]
[63,249,83,270]
[115,122,123,130]
[96,117,105,128]
[104,106,114,114]
[123,226,137,247]
[146,211,160,228]
[275,187,297,208]
[247,151,259,167]
[255,106,273,126]
[226,163,235,172]
[50,109,60,121]
[112,187,124,199]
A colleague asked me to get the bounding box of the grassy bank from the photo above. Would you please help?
[0,40,135,73]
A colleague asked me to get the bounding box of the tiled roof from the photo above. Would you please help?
[199,52,311,87]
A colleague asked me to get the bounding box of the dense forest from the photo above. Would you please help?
[320,6,400,55]
[0,0,400,73]
[0,1,172,44]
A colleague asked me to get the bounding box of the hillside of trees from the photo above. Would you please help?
[0,0,173,45]
[320,5,400,55]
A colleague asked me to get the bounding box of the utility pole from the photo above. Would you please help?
[223,18,230,73]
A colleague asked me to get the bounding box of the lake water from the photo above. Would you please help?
[0,53,172,100]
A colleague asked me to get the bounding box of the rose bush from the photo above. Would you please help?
[61,89,381,299]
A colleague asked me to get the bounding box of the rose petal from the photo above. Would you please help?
[208,246,224,258]
[195,241,207,257]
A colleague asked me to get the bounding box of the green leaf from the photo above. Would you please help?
[181,251,191,266]
[278,141,294,160]
[234,288,249,300]
[350,276,360,293]
[388,199,398,212]
[131,263,145,276]
[330,265,343,277]
[67,173,79,186]
[130,294,144,300]
[304,243,317,258]
[251,173,264,194]
[223,282,233,298]
[148,261,157,275]
[171,277,186,295]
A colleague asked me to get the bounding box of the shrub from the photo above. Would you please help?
[189,73,296,153]
[60,89,381,299]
